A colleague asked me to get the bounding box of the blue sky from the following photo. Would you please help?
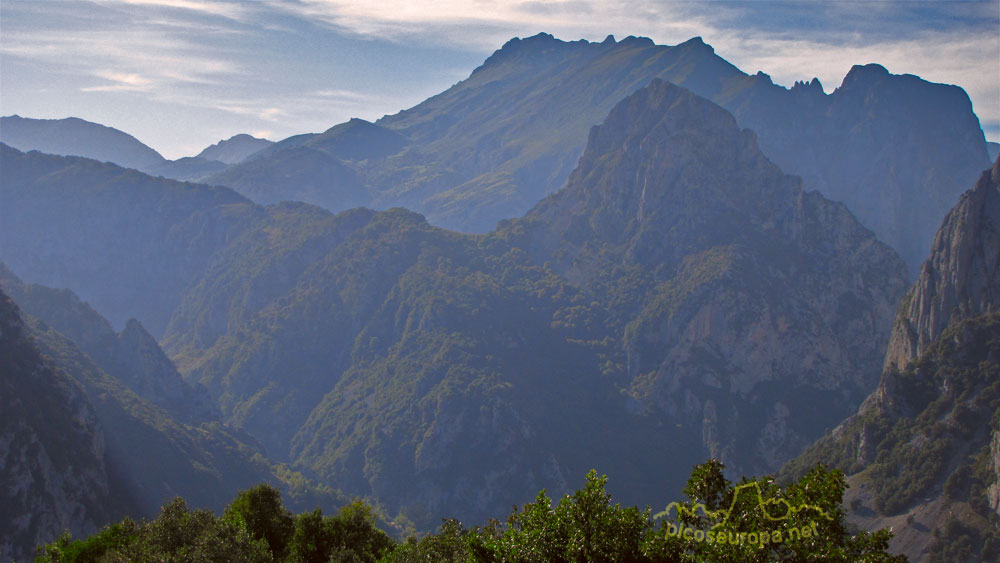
[2,0,997,159]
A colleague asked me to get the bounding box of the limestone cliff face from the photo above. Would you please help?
[0,290,113,561]
[988,427,1000,517]
[526,79,909,476]
[783,158,1000,561]
[884,158,1000,371]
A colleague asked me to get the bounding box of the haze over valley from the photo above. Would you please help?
[1,2,998,561]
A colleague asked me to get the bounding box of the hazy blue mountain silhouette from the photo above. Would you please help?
[209,34,990,274]
[0,115,166,171]
[196,133,274,164]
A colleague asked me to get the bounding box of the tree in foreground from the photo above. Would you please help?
[36,485,392,563]
[37,463,904,562]
[383,464,905,562]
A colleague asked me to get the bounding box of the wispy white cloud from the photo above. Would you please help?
[2,0,996,158]
[312,89,371,101]
[111,0,249,21]
[271,0,711,48]
[82,70,154,92]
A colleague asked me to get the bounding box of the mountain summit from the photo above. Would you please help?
[195,133,273,164]
[0,79,911,530]
[208,34,988,274]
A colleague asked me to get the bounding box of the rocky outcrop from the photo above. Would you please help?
[783,158,1000,561]
[0,290,115,561]
[988,426,1000,517]
[884,158,1000,370]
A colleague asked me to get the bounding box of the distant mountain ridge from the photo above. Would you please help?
[3,36,988,274]
[0,115,166,171]
[0,116,271,183]
[0,142,257,336]
[196,133,273,164]
[208,33,989,274]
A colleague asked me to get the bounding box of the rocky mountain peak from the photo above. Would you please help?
[480,32,577,67]
[530,78,789,262]
[884,157,1000,370]
[618,35,655,48]
[839,63,890,90]
[675,35,713,53]
[525,78,907,478]
[791,77,824,95]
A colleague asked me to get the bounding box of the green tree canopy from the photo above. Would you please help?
[37,462,905,562]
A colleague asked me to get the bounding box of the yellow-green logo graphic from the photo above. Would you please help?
[653,482,834,546]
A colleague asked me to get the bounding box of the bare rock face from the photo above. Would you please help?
[988,427,1000,517]
[0,291,113,561]
[884,158,1000,371]
[783,158,1000,561]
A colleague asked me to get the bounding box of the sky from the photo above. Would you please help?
[1,0,998,159]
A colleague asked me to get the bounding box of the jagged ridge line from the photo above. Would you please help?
[652,482,835,530]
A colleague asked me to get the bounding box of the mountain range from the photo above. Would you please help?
[4,35,990,275]
[1,32,997,561]
[1,77,910,536]
[0,115,272,183]
[206,34,988,276]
